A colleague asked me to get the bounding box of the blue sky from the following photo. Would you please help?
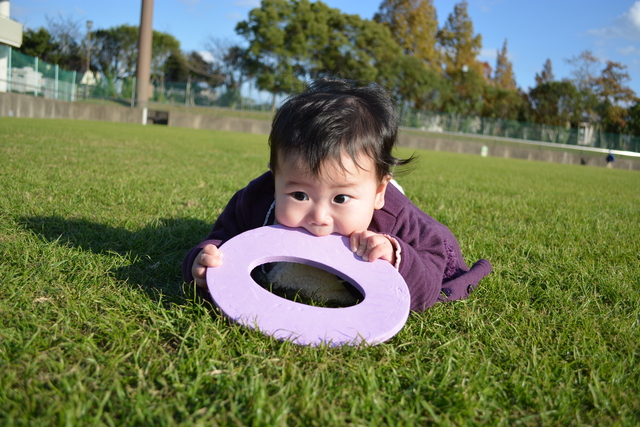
[10,0,640,95]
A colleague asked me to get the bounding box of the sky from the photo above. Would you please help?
[9,0,640,96]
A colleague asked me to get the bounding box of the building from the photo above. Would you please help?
[0,0,23,92]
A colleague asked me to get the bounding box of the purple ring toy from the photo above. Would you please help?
[206,225,410,346]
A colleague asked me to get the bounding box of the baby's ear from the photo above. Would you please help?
[374,175,393,210]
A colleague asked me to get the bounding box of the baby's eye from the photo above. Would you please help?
[333,194,351,204]
[292,192,309,201]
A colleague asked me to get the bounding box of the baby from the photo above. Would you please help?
[183,78,491,311]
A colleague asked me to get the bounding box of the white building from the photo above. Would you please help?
[0,0,23,92]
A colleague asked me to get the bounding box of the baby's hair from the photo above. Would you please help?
[269,78,415,182]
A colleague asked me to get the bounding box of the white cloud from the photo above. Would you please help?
[617,45,640,56]
[477,0,505,14]
[588,1,640,40]
[198,50,215,63]
[479,48,498,62]
[226,12,244,21]
[176,0,201,6]
[233,0,261,8]
[628,1,640,30]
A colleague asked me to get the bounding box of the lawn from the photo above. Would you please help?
[1,118,639,426]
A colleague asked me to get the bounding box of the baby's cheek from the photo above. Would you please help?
[274,203,297,227]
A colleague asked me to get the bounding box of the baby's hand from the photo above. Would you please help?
[192,244,223,288]
[350,231,396,265]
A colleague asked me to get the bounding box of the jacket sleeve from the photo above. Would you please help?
[182,172,275,284]
[385,212,450,312]
[374,186,492,312]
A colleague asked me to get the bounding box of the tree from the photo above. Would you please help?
[481,85,523,120]
[566,50,600,124]
[186,51,224,86]
[566,50,599,92]
[437,1,483,77]
[205,38,251,107]
[493,39,516,90]
[535,59,554,85]
[150,30,181,82]
[377,54,445,110]
[44,15,85,71]
[436,1,486,115]
[438,66,486,115]
[625,101,640,136]
[374,0,440,70]
[316,10,402,82]
[235,0,311,108]
[92,25,139,80]
[164,51,223,86]
[91,25,179,83]
[236,0,402,109]
[592,61,638,133]
[528,80,581,127]
[163,51,189,83]
[18,16,84,71]
[18,28,59,63]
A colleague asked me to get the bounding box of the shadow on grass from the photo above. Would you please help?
[20,215,211,303]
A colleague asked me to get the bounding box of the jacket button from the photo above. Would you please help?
[467,285,474,294]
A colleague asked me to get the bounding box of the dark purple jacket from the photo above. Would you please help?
[183,172,492,312]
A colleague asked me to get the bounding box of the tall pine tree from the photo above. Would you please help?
[493,39,516,90]
[437,0,482,77]
[374,0,440,70]
[535,59,554,85]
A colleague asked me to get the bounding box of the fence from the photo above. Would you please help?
[0,46,77,101]
[150,80,272,111]
[2,44,639,154]
[75,78,273,112]
[401,109,640,153]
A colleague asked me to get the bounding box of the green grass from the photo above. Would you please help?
[1,118,639,426]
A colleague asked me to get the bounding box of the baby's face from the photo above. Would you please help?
[273,152,390,237]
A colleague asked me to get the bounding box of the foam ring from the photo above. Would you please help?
[206,225,410,346]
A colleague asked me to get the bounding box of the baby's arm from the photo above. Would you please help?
[182,172,277,287]
[191,244,223,288]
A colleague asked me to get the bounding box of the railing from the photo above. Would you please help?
[400,109,640,154]
[0,45,77,101]
[2,44,639,154]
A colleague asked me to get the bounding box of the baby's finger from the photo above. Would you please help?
[194,274,208,288]
[200,252,223,267]
[365,237,392,263]
[360,234,385,261]
[355,231,375,261]
[350,232,363,253]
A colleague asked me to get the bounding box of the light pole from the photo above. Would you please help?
[86,20,93,73]
[85,20,93,98]
[136,0,154,121]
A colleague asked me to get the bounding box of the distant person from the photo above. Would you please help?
[606,151,615,168]
[183,78,492,312]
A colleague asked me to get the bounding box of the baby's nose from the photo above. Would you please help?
[307,205,330,225]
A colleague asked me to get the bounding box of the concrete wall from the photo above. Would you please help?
[0,92,144,124]
[2,91,638,171]
[399,133,640,171]
[168,111,272,135]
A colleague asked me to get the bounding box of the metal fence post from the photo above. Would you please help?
[71,71,76,101]
[131,77,136,107]
[34,56,38,97]
[54,64,59,99]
